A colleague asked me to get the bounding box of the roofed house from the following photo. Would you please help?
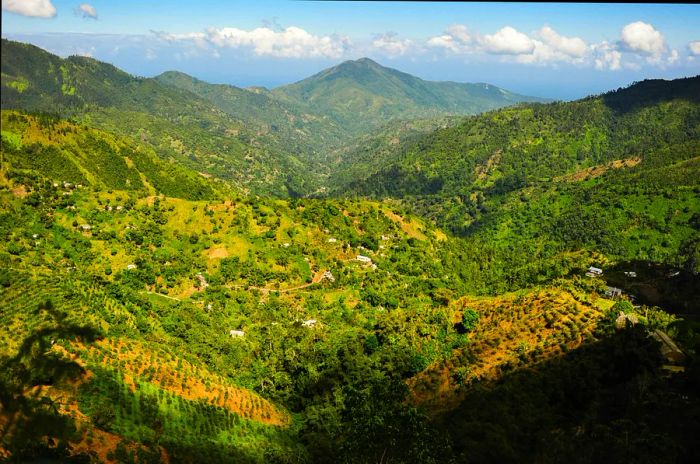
[586,266,603,277]
[356,255,372,264]
[605,286,623,298]
[229,329,245,338]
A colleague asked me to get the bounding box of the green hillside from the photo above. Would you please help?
[154,71,345,163]
[273,57,548,137]
[333,77,700,293]
[1,39,313,196]
[334,76,700,199]
[1,38,699,464]
[1,110,220,200]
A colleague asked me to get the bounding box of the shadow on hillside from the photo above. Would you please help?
[438,326,700,464]
[602,76,700,115]
[0,299,101,462]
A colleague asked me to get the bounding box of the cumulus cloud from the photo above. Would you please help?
[688,41,700,56]
[207,26,348,59]
[77,3,97,19]
[593,41,622,71]
[427,24,473,54]
[517,26,588,65]
[619,21,665,57]
[2,0,56,18]
[481,26,535,55]
[372,32,413,57]
[152,30,209,49]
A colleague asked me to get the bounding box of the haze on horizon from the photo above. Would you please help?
[2,0,700,100]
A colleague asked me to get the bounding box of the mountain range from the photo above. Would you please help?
[1,38,546,195]
[1,37,699,464]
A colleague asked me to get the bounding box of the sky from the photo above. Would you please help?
[2,1,700,100]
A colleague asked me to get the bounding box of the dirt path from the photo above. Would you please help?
[227,268,328,294]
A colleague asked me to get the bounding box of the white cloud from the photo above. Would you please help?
[538,26,587,58]
[481,26,535,55]
[688,41,700,56]
[667,48,679,65]
[2,0,56,18]
[207,26,348,59]
[620,21,666,58]
[77,3,97,19]
[372,32,412,57]
[427,24,473,54]
[427,34,461,53]
[517,26,588,65]
[445,24,472,45]
[153,31,209,49]
[593,41,622,71]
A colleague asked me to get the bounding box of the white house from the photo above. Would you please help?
[229,330,245,338]
[356,255,372,264]
[585,266,603,277]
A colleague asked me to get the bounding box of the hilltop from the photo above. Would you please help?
[273,57,548,137]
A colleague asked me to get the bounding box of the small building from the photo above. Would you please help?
[126,264,137,270]
[327,237,337,243]
[302,319,318,328]
[322,270,335,282]
[356,255,372,264]
[623,271,637,278]
[229,329,245,338]
[605,286,623,298]
[80,224,92,231]
[586,266,603,277]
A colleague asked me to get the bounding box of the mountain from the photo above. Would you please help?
[154,70,346,160]
[273,57,549,136]
[0,39,313,196]
[332,76,700,293]
[334,76,700,201]
[2,40,550,196]
[2,38,700,464]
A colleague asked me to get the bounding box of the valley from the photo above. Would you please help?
[1,36,699,464]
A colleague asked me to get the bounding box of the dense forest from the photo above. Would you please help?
[1,38,699,463]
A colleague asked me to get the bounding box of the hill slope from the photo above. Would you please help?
[272,57,549,137]
[1,110,219,200]
[333,76,700,199]
[0,39,312,196]
[154,71,345,159]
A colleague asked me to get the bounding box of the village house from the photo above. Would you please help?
[624,271,637,278]
[605,286,623,298]
[356,255,372,264]
[302,319,318,328]
[322,270,335,282]
[127,264,137,270]
[229,329,245,338]
[585,266,603,277]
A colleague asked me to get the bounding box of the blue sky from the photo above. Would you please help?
[2,1,700,99]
